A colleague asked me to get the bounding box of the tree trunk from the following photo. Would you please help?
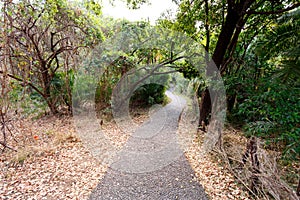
[227,93,237,113]
[199,88,211,127]
[41,62,58,114]
[46,99,58,114]
[198,4,246,125]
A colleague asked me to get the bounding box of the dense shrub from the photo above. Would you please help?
[130,83,168,107]
[234,78,300,159]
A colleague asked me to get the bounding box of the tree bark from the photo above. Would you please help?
[41,61,58,114]
[199,88,211,127]
[199,1,255,126]
[211,7,240,70]
[199,6,240,126]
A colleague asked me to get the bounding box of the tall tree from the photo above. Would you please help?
[0,0,103,114]
[165,0,300,125]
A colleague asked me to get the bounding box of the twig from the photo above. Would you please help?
[0,140,17,152]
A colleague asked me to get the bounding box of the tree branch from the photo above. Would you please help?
[52,37,70,51]
[46,46,73,67]
[0,70,45,99]
[28,8,45,31]
[160,56,188,66]
[113,55,187,109]
[152,70,178,75]
[27,31,44,62]
[38,23,52,43]
[247,3,300,15]
[0,140,17,152]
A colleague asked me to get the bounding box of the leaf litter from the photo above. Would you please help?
[1,107,251,199]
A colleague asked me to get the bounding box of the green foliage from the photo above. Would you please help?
[72,71,98,108]
[255,9,300,85]
[176,60,200,80]
[50,69,74,110]
[130,83,168,107]
[8,81,48,118]
[1,0,104,114]
[224,8,300,160]
[83,0,102,16]
[237,80,300,159]
[124,0,148,9]
[228,49,300,159]
[92,20,177,109]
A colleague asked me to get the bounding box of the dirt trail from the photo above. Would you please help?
[89,91,208,199]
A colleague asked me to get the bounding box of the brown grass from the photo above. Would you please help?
[0,115,107,199]
[211,127,300,200]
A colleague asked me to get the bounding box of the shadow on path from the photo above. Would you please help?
[89,91,208,199]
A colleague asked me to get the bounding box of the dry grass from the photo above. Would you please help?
[0,116,107,200]
[177,104,251,200]
[218,129,299,200]
[0,108,152,199]
[176,97,299,200]
[2,102,298,200]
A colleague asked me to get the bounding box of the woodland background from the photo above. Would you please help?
[0,0,299,199]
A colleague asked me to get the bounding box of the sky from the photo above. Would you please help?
[101,0,178,24]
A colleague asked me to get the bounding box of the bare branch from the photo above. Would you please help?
[160,55,188,66]
[37,23,52,43]
[52,37,70,50]
[28,8,45,31]
[0,70,45,99]
[46,46,73,67]
[0,140,17,152]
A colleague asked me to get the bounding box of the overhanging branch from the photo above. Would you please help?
[0,70,45,99]
[247,3,300,15]
[152,70,178,75]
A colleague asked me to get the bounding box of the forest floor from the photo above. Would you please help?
[1,110,250,200]
[1,99,297,199]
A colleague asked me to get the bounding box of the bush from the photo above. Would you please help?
[130,83,168,107]
[235,78,300,159]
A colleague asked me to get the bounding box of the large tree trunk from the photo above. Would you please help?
[199,1,253,126]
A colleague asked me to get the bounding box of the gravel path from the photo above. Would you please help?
[89,91,208,199]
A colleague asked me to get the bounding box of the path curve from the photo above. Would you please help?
[89,91,208,199]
